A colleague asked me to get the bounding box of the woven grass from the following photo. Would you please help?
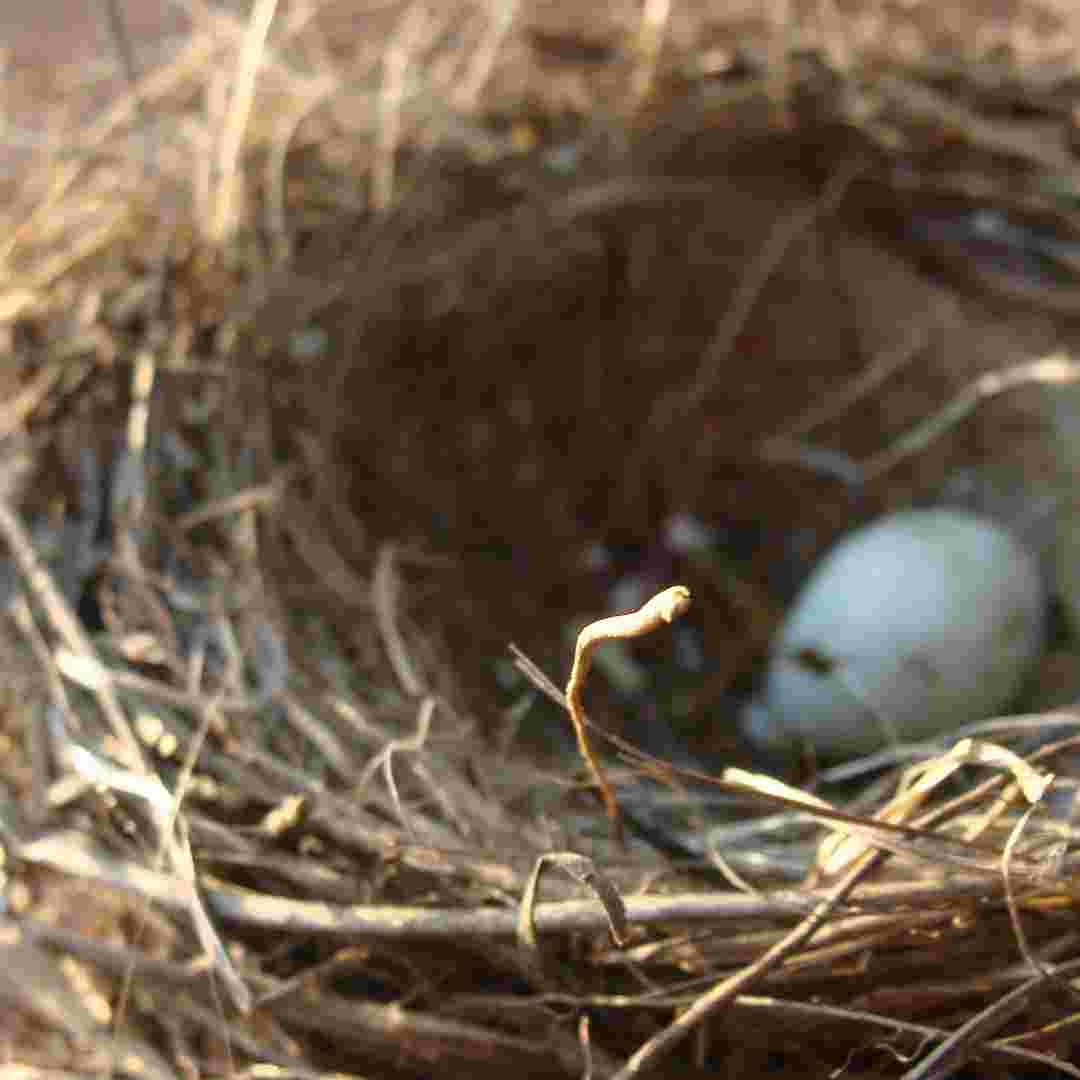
[3,2,1080,1076]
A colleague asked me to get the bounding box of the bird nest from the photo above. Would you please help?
[3,1,1080,1076]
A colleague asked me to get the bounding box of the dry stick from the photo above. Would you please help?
[611,851,877,1079]
[0,362,63,441]
[735,996,1080,1079]
[208,0,279,243]
[0,30,223,274]
[450,0,519,113]
[900,958,1080,1080]
[899,804,1080,1078]
[16,840,1066,944]
[373,544,427,698]
[565,586,692,849]
[372,4,433,214]
[770,350,1080,490]
[529,641,1058,878]
[610,733,1073,1077]
[9,593,75,823]
[174,478,282,532]
[836,743,1080,1080]
[354,695,437,839]
[266,88,332,262]
[874,73,1080,184]
[629,0,672,110]
[519,852,629,952]
[123,349,156,524]
[1002,804,1046,978]
[0,497,144,773]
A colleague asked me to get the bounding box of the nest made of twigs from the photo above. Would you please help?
[3,2,1080,1078]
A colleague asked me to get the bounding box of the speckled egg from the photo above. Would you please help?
[742,508,1046,758]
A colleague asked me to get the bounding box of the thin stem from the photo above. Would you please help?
[565,586,691,848]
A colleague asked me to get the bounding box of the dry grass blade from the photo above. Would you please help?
[452,0,520,113]
[374,543,427,697]
[1002,803,1047,979]
[818,737,1054,874]
[863,351,1080,480]
[373,3,434,213]
[519,852,628,949]
[629,0,672,110]
[208,0,279,243]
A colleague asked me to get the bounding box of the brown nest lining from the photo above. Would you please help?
[2,1,1080,1077]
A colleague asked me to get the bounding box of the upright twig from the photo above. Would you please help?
[565,585,691,848]
[208,0,279,243]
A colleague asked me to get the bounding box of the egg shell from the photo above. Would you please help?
[743,508,1046,758]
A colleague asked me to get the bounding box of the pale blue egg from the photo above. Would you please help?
[744,509,1046,757]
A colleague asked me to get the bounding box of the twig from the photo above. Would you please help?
[278,696,353,784]
[9,594,76,821]
[820,711,1080,785]
[518,852,628,950]
[766,349,1080,493]
[734,996,1080,1078]
[174,476,284,532]
[900,958,1080,1080]
[372,3,432,213]
[817,738,1053,875]
[22,814,1044,942]
[522,639,1058,878]
[266,83,335,262]
[565,586,691,848]
[354,694,437,838]
[0,362,63,440]
[373,543,427,697]
[451,0,519,113]
[611,851,878,1078]
[208,0,279,243]
[266,984,585,1079]
[629,0,671,110]
[606,732,1062,1075]
[57,701,250,1016]
[114,348,157,529]
[861,351,1079,480]
[1002,804,1047,978]
[0,497,144,772]
[874,74,1080,183]
[760,312,938,445]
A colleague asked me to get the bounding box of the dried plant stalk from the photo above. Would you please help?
[565,585,691,847]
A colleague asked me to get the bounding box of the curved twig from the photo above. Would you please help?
[565,585,691,848]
